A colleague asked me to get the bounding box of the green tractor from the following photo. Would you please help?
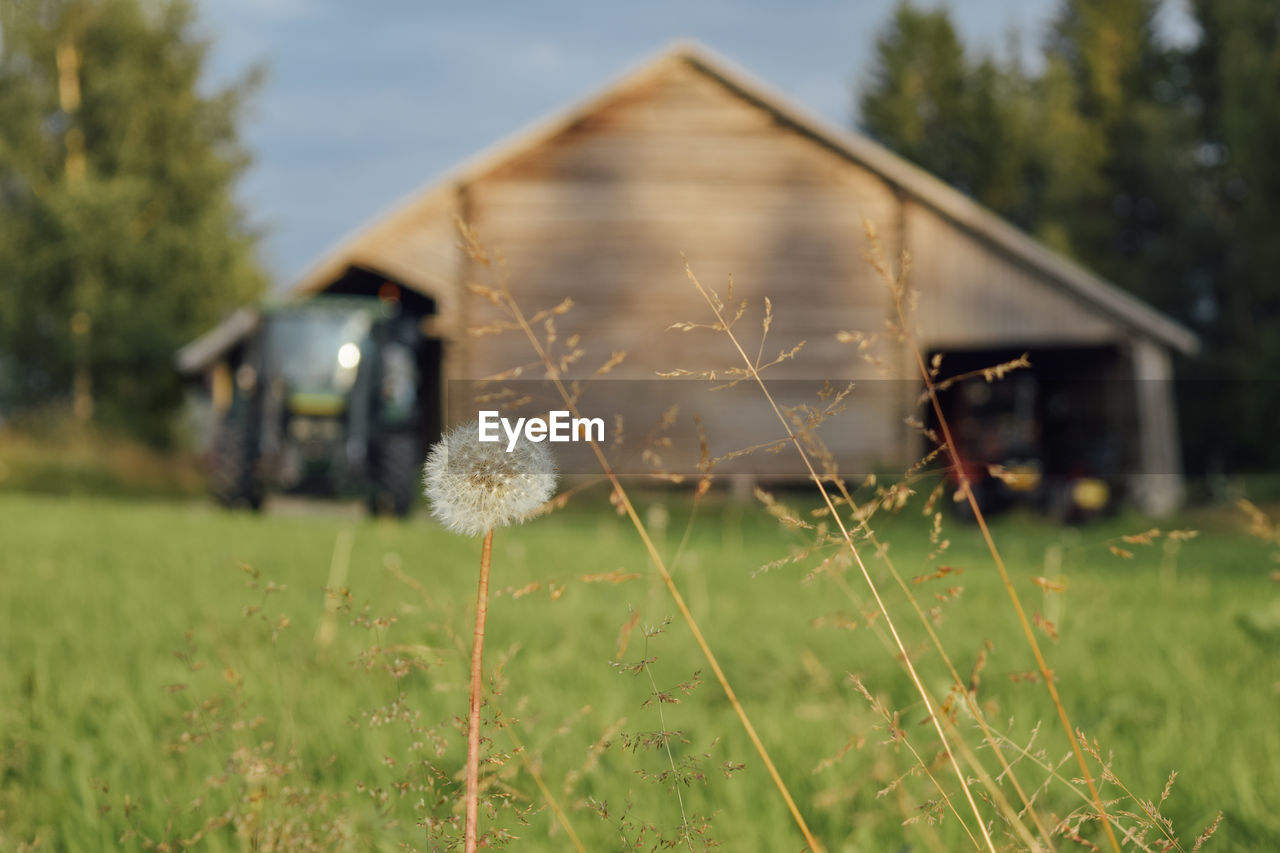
[205,295,438,516]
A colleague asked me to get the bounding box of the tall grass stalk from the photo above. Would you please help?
[863,219,1123,853]
[502,723,589,852]
[459,223,825,852]
[681,263,999,853]
[832,510,1055,849]
[757,448,1056,844]
[825,474,1058,847]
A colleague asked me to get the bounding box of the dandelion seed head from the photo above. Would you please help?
[423,421,557,536]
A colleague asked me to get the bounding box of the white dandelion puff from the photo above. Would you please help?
[423,420,557,536]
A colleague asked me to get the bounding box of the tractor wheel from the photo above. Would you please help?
[209,413,263,510]
[369,432,420,518]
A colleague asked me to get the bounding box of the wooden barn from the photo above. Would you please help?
[180,41,1197,516]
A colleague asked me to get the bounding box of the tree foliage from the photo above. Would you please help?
[860,6,1045,231]
[0,0,264,443]
[859,0,1280,475]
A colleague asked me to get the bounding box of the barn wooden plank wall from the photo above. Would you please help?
[907,202,1120,350]
[458,62,906,476]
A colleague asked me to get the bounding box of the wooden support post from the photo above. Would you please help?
[1130,339,1184,517]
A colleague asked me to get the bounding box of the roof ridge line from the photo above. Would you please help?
[289,38,1198,355]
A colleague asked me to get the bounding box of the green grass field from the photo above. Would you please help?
[1,490,1277,851]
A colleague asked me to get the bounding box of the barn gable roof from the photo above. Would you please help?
[289,40,1198,355]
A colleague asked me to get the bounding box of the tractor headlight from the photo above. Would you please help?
[337,342,361,370]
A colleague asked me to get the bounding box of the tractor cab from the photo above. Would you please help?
[207,293,433,515]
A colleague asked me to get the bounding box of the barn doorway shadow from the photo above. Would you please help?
[925,344,1136,520]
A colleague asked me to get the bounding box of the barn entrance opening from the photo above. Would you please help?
[924,344,1135,520]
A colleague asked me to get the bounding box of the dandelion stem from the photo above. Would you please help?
[465,527,494,853]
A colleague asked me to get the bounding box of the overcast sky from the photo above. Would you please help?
[196,1,1196,285]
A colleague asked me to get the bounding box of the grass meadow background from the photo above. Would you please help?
[1,489,1278,851]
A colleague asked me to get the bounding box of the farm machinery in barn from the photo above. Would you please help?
[202,294,438,516]
[935,350,1124,523]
